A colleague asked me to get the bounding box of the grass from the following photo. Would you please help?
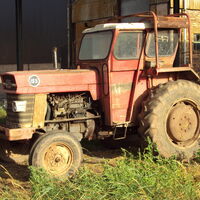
[0,143,199,200]
[0,106,6,124]
[28,143,200,200]
[0,105,199,200]
[0,186,30,200]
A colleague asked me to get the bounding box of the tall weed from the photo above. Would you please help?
[30,142,200,200]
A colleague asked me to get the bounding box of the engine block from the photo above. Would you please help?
[47,93,91,120]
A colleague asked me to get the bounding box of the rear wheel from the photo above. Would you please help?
[138,80,200,160]
[29,132,83,178]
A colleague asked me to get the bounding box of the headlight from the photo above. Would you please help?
[2,75,17,90]
[12,101,27,112]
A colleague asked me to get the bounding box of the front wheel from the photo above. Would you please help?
[138,80,200,160]
[29,132,83,178]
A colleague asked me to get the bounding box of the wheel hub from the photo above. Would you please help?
[167,102,198,143]
[44,144,73,175]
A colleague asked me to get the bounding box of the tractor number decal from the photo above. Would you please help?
[29,75,40,87]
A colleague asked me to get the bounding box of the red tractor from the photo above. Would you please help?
[0,12,199,178]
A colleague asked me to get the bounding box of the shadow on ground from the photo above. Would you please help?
[0,161,29,182]
[0,133,143,182]
[81,134,143,166]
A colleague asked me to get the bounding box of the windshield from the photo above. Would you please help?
[79,31,113,60]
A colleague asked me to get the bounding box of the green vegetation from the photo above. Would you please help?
[0,143,200,200]
[29,144,200,200]
[0,186,30,200]
[0,101,199,200]
[0,103,6,124]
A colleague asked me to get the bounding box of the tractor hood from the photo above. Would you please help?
[1,69,99,100]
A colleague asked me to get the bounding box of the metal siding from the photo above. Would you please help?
[22,0,67,64]
[72,0,118,23]
[0,0,68,66]
[0,1,16,64]
[121,0,149,16]
[150,3,169,15]
[150,0,169,3]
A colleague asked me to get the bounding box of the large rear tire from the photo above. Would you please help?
[138,80,200,160]
[29,132,83,178]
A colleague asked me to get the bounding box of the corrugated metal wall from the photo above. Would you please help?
[22,0,67,64]
[121,0,149,17]
[150,0,169,15]
[0,0,68,68]
[72,0,118,23]
[0,1,16,65]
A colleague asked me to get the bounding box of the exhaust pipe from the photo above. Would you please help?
[53,47,58,69]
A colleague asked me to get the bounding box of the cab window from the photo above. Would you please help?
[146,30,178,57]
[114,32,144,60]
[79,31,113,60]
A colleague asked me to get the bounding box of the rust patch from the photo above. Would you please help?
[111,83,132,95]
[0,125,34,141]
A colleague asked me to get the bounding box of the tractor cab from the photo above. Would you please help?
[77,12,194,126]
[78,22,179,70]
[78,12,192,71]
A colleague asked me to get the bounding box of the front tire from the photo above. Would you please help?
[29,132,83,178]
[138,80,200,160]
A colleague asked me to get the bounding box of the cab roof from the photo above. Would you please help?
[83,23,152,33]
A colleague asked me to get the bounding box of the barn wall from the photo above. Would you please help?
[72,0,118,23]
[121,0,149,18]
[170,0,200,71]
[0,0,68,72]
[150,0,169,15]
[185,9,200,72]
[22,0,68,64]
[0,1,16,65]
[185,10,200,36]
[170,0,200,9]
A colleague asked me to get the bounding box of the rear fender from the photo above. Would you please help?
[156,67,200,82]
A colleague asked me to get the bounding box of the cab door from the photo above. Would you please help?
[109,31,146,124]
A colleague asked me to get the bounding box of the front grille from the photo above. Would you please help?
[6,94,35,128]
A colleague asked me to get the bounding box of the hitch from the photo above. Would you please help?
[113,123,128,140]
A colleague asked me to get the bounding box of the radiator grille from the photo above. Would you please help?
[6,94,35,128]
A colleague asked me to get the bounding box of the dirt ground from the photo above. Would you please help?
[0,94,140,195]
[0,137,137,196]
[0,136,200,198]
